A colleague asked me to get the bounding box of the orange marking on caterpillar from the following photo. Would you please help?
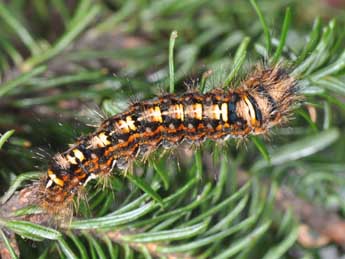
[38,65,300,218]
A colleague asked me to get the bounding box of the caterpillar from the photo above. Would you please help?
[38,65,299,216]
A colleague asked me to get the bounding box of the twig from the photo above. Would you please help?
[237,169,345,248]
[276,186,345,247]
[0,184,194,259]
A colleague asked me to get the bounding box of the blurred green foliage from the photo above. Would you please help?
[0,0,345,258]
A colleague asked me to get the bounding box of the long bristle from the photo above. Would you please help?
[37,64,301,220]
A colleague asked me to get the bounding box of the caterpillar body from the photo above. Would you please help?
[40,65,299,214]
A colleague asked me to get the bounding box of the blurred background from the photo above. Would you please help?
[0,0,344,180]
[0,0,345,258]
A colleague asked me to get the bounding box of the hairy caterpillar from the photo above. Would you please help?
[38,65,299,216]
